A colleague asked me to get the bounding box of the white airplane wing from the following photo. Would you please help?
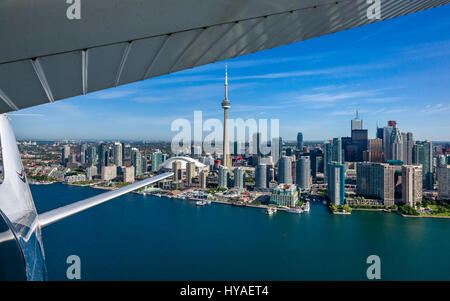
[0,114,173,280]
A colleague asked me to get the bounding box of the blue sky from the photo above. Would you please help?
[13,5,450,142]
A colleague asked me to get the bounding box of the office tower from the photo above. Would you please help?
[376,127,384,140]
[218,165,229,189]
[309,148,319,179]
[80,144,87,164]
[87,146,97,165]
[131,148,143,177]
[383,125,394,161]
[221,65,231,169]
[278,156,292,184]
[252,132,261,157]
[332,137,343,164]
[255,163,268,189]
[291,158,296,184]
[271,136,282,165]
[351,110,363,130]
[186,162,195,186]
[85,165,97,180]
[356,162,395,207]
[233,167,245,189]
[123,166,135,183]
[402,165,423,207]
[101,165,117,181]
[390,127,403,162]
[413,141,433,190]
[61,145,70,165]
[200,170,208,189]
[151,151,164,171]
[297,132,304,151]
[347,129,368,162]
[402,132,414,165]
[363,138,383,162]
[270,184,299,207]
[113,142,123,167]
[437,165,450,200]
[328,162,345,206]
[296,156,311,190]
[323,141,332,183]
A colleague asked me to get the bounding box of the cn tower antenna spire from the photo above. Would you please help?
[221,65,230,169]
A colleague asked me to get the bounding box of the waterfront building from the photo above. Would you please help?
[64,174,87,184]
[123,166,135,183]
[85,165,97,180]
[402,165,423,207]
[278,156,292,184]
[413,141,433,190]
[172,160,182,181]
[101,165,117,181]
[186,161,196,186]
[255,164,268,189]
[200,170,208,189]
[270,184,299,207]
[356,162,395,207]
[113,142,123,167]
[296,156,311,190]
[218,165,230,189]
[437,165,450,200]
[297,132,303,151]
[328,162,345,206]
[233,167,245,189]
[323,141,332,183]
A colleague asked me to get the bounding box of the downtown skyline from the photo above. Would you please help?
[9,5,450,141]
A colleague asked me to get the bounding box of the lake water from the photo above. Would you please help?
[31,183,450,281]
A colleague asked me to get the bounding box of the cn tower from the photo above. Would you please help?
[221,65,231,169]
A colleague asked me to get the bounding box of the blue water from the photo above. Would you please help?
[31,183,450,281]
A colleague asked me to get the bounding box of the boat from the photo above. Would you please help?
[302,201,310,212]
[196,200,206,206]
[265,208,275,215]
[206,200,212,205]
[285,208,303,214]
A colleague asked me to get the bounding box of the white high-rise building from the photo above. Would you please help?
[402,165,423,207]
[114,142,123,167]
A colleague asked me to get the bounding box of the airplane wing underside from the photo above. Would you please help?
[0,0,448,113]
